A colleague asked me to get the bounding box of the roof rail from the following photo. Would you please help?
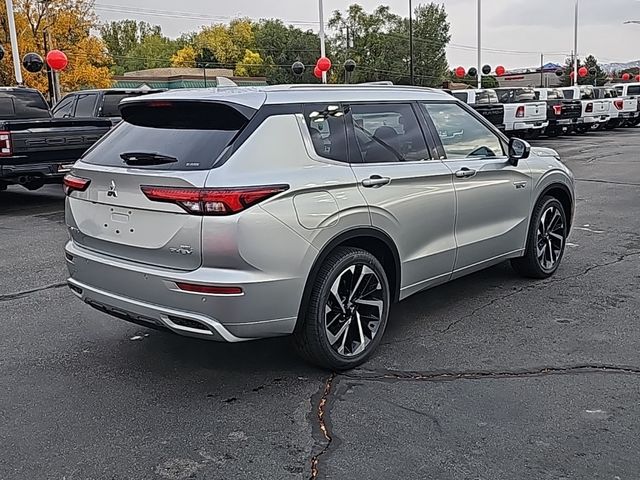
[357,81,394,86]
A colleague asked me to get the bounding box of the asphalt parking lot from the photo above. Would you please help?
[1,129,639,480]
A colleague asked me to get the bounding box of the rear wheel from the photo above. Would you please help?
[512,196,568,279]
[293,247,390,370]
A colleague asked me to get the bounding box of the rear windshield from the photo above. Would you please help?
[495,89,537,103]
[82,101,254,170]
[101,92,160,117]
[475,90,499,104]
[0,90,50,119]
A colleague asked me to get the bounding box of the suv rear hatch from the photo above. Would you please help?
[65,97,261,271]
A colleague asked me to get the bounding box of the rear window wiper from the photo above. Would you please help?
[120,152,178,166]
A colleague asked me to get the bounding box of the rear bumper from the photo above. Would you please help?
[65,241,303,341]
[511,121,549,131]
[0,161,73,181]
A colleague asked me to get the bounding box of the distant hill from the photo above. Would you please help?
[601,61,640,73]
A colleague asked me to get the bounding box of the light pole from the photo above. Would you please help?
[409,0,414,85]
[5,0,23,84]
[573,0,579,86]
[477,0,482,89]
[318,0,327,84]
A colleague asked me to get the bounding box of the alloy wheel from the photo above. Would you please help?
[536,205,565,271]
[324,264,384,357]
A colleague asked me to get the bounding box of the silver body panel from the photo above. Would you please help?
[66,85,575,341]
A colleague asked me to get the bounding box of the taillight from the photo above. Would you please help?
[515,106,525,118]
[614,99,624,110]
[586,103,593,113]
[0,131,11,157]
[175,282,243,295]
[552,105,563,116]
[63,174,91,195]
[141,185,289,215]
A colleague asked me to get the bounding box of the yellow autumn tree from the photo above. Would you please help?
[0,0,112,96]
[235,49,263,77]
[171,45,196,68]
[192,19,255,67]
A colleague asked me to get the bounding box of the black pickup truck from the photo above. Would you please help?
[447,89,506,131]
[533,88,583,137]
[52,88,165,126]
[0,87,112,191]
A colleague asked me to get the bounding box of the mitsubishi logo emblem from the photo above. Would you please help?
[107,180,118,198]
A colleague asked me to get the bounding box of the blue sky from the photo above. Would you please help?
[94,0,640,69]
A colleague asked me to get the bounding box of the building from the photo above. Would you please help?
[113,68,268,90]
[497,63,564,88]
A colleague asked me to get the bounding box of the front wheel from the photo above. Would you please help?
[512,196,568,279]
[293,247,390,370]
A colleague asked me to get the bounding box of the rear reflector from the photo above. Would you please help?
[141,185,288,215]
[0,131,11,157]
[614,99,624,110]
[515,106,525,118]
[175,282,243,295]
[63,174,91,195]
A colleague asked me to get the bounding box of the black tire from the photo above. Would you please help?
[511,196,568,279]
[546,128,561,138]
[292,247,390,370]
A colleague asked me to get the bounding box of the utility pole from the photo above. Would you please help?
[409,0,414,85]
[477,0,482,89]
[5,0,23,85]
[573,0,579,86]
[540,53,544,88]
[318,0,327,84]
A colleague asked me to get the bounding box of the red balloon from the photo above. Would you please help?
[455,66,466,78]
[317,56,332,72]
[495,65,506,77]
[314,66,323,79]
[46,50,68,71]
[622,73,631,81]
[578,66,588,78]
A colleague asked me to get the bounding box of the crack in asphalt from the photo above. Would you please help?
[575,178,640,187]
[385,250,640,344]
[306,363,640,477]
[342,364,640,383]
[0,282,67,302]
[309,373,336,480]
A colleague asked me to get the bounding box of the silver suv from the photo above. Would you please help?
[64,85,575,370]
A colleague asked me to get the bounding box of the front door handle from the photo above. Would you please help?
[362,175,391,188]
[455,167,477,179]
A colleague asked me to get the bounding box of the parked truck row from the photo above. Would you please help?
[448,84,640,138]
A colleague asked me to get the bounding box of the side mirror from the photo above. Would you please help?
[508,137,531,166]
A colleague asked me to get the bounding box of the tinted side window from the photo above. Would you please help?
[422,102,504,159]
[451,92,468,102]
[350,103,429,163]
[475,91,498,104]
[0,90,50,119]
[562,90,573,100]
[74,94,98,117]
[52,96,76,118]
[627,86,640,96]
[303,103,348,163]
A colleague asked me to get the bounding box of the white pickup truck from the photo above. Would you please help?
[613,83,640,126]
[593,86,638,129]
[559,86,609,132]
[493,88,548,137]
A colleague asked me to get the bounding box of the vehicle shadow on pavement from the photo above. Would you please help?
[0,185,64,214]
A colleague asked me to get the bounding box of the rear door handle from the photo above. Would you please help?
[455,167,477,179]
[362,175,391,188]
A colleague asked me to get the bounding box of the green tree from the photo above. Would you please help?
[329,3,451,86]
[560,55,608,87]
[253,19,322,84]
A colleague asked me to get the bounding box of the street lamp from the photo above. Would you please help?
[5,0,23,84]
[573,0,579,86]
[477,0,482,89]
[409,0,414,85]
